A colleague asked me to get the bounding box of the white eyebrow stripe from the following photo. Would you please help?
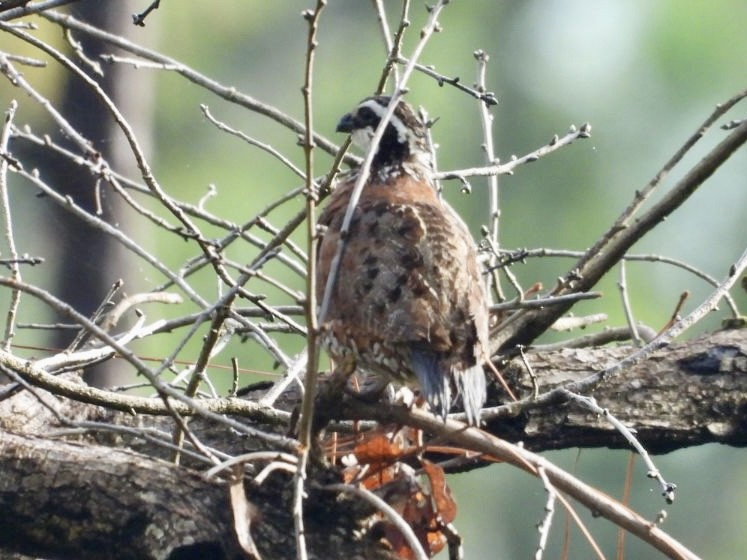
[357,99,409,144]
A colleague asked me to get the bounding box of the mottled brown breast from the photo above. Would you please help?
[316,172,489,381]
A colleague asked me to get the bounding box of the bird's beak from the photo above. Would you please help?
[336,112,355,133]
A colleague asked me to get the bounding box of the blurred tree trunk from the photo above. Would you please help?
[44,1,155,386]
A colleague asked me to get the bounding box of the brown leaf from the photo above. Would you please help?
[421,459,457,524]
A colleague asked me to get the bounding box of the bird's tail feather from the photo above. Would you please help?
[410,346,451,421]
[410,346,487,424]
[454,364,486,426]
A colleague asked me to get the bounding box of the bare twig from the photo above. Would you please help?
[0,99,21,349]
[11,165,208,308]
[528,325,657,352]
[0,0,79,21]
[473,49,503,303]
[132,0,160,26]
[398,57,498,106]
[343,402,700,560]
[294,4,327,560]
[617,260,642,345]
[587,87,747,258]
[200,104,308,182]
[489,291,601,313]
[562,391,676,504]
[435,123,591,182]
[374,0,410,92]
[203,451,298,482]
[487,246,747,423]
[493,116,747,352]
[534,467,557,560]
[550,313,608,332]
[0,277,295,447]
[41,10,353,162]
[2,22,241,292]
[0,52,93,155]
[503,248,741,318]
[66,279,123,351]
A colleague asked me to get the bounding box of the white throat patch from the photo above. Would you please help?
[351,126,375,152]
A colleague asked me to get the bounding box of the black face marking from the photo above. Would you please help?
[336,96,430,170]
[355,106,380,128]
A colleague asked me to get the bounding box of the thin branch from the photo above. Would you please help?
[0,0,79,20]
[204,451,299,482]
[0,51,93,155]
[493,116,747,352]
[200,104,309,182]
[374,0,410,92]
[534,467,556,560]
[295,4,326,560]
[0,99,20,349]
[398,56,498,106]
[473,49,503,303]
[589,87,747,257]
[489,291,600,312]
[0,276,296,448]
[41,9,353,163]
[65,279,123,351]
[617,260,642,345]
[503,248,741,318]
[11,164,208,308]
[1,22,241,293]
[132,0,160,26]
[435,123,591,181]
[487,246,747,422]
[562,391,676,504]
[343,403,701,560]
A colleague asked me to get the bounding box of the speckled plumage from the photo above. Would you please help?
[317,96,488,424]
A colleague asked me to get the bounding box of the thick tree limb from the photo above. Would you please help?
[492,327,747,453]
[0,431,389,560]
[0,432,241,560]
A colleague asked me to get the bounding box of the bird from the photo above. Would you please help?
[316,95,488,425]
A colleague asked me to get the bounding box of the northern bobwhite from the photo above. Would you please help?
[316,96,488,425]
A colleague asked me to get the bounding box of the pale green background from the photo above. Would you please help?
[2,1,746,558]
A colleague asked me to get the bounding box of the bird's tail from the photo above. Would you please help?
[454,364,486,426]
[410,346,486,425]
[410,346,451,421]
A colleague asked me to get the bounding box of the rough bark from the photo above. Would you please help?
[491,327,747,453]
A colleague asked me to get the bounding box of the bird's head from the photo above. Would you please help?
[336,96,431,171]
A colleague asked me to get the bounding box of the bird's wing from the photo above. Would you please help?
[318,192,483,363]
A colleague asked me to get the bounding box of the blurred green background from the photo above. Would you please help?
[2,1,746,558]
